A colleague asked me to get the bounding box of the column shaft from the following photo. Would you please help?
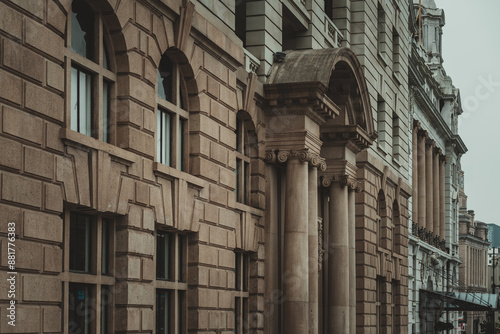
[348,189,356,334]
[308,167,318,334]
[412,127,418,228]
[284,159,309,334]
[425,143,433,234]
[328,182,350,334]
[417,135,426,229]
[439,159,446,240]
[433,151,440,237]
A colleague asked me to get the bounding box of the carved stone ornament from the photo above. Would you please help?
[320,174,359,190]
[318,217,324,271]
[265,149,327,169]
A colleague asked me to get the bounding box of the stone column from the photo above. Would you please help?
[433,149,440,238]
[417,131,427,230]
[308,158,326,334]
[348,186,357,334]
[425,140,434,234]
[328,176,350,334]
[284,153,309,334]
[412,124,419,229]
[439,156,446,241]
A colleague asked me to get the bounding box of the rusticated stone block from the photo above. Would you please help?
[115,255,141,279]
[191,112,220,141]
[3,38,45,82]
[192,157,219,182]
[218,249,235,268]
[209,226,228,247]
[198,244,218,266]
[10,0,44,18]
[0,135,22,170]
[209,183,228,206]
[0,2,23,39]
[219,84,237,110]
[115,307,141,331]
[47,0,66,34]
[24,146,54,179]
[0,305,40,333]
[209,268,227,288]
[0,70,22,105]
[23,210,62,243]
[46,61,65,92]
[25,19,64,61]
[114,281,154,306]
[210,141,228,165]
[22,275,61,302]
[25,82,64,122]
[1,172,42,208]
[142,257,155,281]
[135,181,149,205]
[219,125,236,149]
[219,166,236,190]
[116,229,154,256]
[2,105,43,144]
[0,204,21,233]
[1,239,42,271]
[142,308,154,330]
[42,306,61,332]
[44,182,63,213]
[43,245,62,273]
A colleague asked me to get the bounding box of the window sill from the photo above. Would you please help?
[234,201,264,217]
[60,128,136,164]
[153,162,206,189]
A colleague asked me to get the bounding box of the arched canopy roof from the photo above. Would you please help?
[267,48,376,140]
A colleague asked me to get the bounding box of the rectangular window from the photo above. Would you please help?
[392,112,400,160]
[70,213,91,273]
[235,252,250,333]
[235,0,247,46]
[156,289,170,334]
[179,118,186,172]
[101,285,111,334]
[101,219,110,275]
[71,66,92,136]
[69,283,92,334]
[392,29,400,74]
[157,231,173,281]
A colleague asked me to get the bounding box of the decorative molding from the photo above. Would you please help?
[174,0,195,53]
[318,217,324,270]
[320,174,359,190]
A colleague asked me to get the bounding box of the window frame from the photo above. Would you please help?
[65,0,116,144]
[156,54,189,171]
[235,117,251,205]
[155,229,188,334]
[63,210,116,333]
[234,251,250,334]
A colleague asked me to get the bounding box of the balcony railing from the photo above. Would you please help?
[412,221,446,251]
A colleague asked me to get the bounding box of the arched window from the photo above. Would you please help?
[68,0,115,143]
[156,53,188,171]
[392,200,400,251]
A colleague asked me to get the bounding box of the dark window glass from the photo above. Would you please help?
[156,231,172,280]
[70,213,91,272]
[158,57,173,102]
[69,283,92,334]
[101,285,111,334]
[101,219,110,275]
[156,289,170,334]
[103,81,110,143]
[179,118,186,172]
[157,109,173,167]
[71,0,94,59]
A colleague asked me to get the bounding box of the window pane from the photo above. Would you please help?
[70,213,90,272]
[178,236,184,282]
[103,81,110,143]
[158,110,173,167]
[236,159,241,202]
[69,283,91,334]
[235,253,241,291]
[101,286,111,334]
[179,118,185,171]
[156,232,171,280]
[235,297,241,334]
[244,162,249,205]
[101,219,110,275]
[71,0,94,59]
[158,56,173,102]
[157,111,161,161]
[71,67,79,132]
[103,43,109,70]
[80,71,92,136]
[156,289,169,334]
[178,291,184,334]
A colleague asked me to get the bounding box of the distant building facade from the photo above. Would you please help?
[0,0,411,334]
[407,0,467,332]
[458,170,490,334]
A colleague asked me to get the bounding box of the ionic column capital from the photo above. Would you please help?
[426,139,436,147]
[265,149,326,170]
[320,174,360,192]
[418,129,428,139]
[413,119,421,130]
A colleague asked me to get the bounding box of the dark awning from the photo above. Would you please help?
[420,289,498,312]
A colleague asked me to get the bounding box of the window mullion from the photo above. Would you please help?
[95,284,102,334]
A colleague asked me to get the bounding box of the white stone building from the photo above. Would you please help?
[407,0,467,332]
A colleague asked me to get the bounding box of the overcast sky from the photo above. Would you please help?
[438,0,500,224]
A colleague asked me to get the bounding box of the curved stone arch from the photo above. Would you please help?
[267,47,375,137]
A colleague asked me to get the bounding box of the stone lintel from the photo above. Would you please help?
[321,124,375,153]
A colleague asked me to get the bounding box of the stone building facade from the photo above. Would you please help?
[0,0,410,333]
[407,0,467,332]
[458,170,490,334]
